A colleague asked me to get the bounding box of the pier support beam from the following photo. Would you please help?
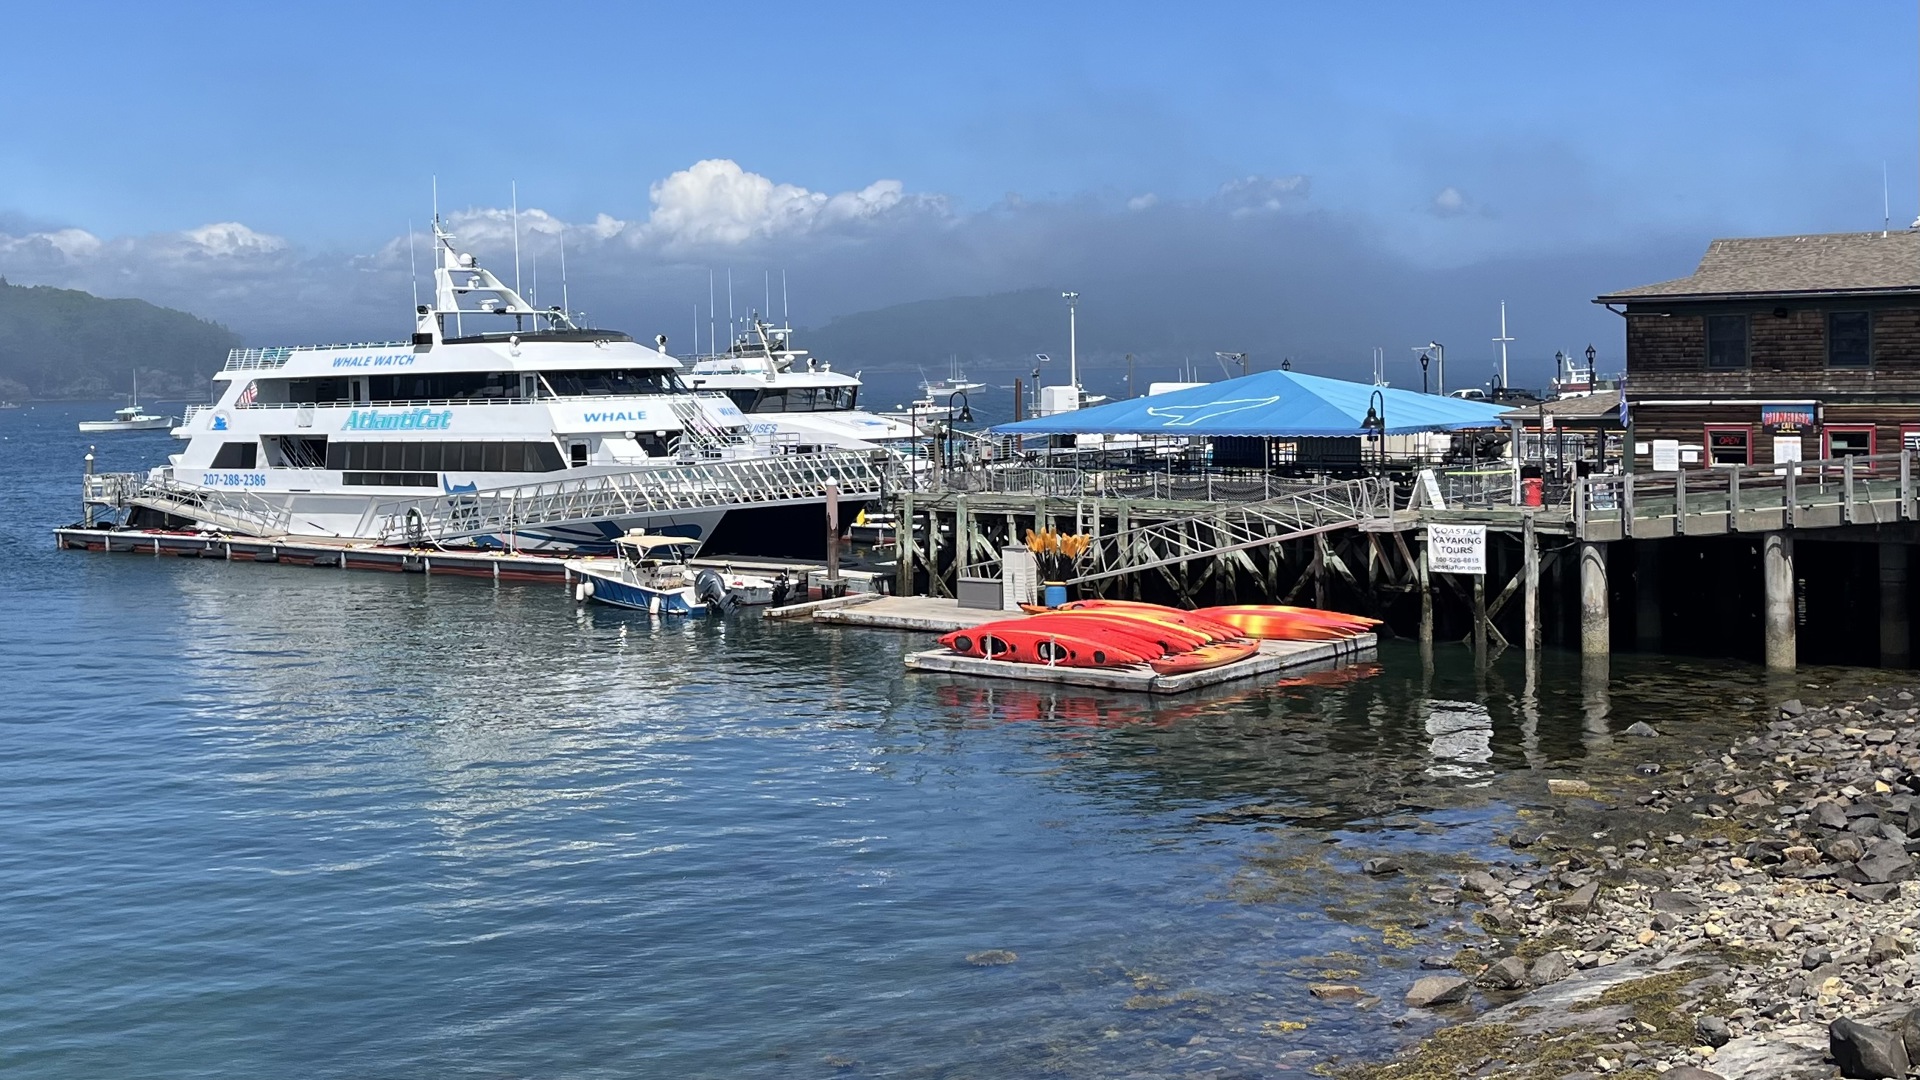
[1417,539,1434,653]
[896,493,915,597]
[1579,541,1609,656]
[1881,542,1910,668]
[1634,540,1662,650]
[1763,532,1796,671]
[1522,513,1540,652]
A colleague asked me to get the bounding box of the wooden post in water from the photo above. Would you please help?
[1579,540,1610,656]
[1881,542,1911,667]
[896,492,916,596]
[954,495,971,577]
[1522,512,1540,652]
[1417,536,1434,651]
[1634,540,1662,650]
[1311,535,1328,609]
[824,477,841,595]
[1472,569,1488,657]
[1763,532,1795,670]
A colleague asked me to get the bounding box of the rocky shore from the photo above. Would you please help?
[1333,690,1920,1080]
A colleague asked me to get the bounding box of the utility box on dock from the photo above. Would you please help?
[957,577,1003,610]
[1000,547,1039,611]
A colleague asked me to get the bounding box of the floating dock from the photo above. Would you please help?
[53,526,884,593]
[904,635,1377,695]
[810,595,1011,632]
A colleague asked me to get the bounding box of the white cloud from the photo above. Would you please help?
[177,222,287,257]
[1430,186,1469,217]
[1214,174,1311,217]
[1126,193,1158,212]
[633,159,944,248]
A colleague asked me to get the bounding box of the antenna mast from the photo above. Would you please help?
[708,271,716,357]
[727,269,735,344]
[408,219,419,311]
[558,229,570,322]
[782,270,789,323]
[1493,301,1515,392]
[511,181,522,297]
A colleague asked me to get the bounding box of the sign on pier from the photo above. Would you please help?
[1427,523,1487,575]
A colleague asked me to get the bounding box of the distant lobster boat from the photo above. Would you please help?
[79,404,177,432]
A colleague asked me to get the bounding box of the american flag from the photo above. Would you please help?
[235,381,257,407]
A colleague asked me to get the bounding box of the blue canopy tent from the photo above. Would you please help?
[992,370,1510,437]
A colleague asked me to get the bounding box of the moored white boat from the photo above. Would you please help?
[566,533,777,614]
[79,375,176,432]
[102,220,882,554]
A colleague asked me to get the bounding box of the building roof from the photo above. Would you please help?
[1596,230,1920,303]
[993,369,1510,438]
[1497,394,1620,424]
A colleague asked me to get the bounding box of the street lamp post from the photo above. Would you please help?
[1061,291,1079,396]
[945,390,973,471]
[1362,390,1387,470]
[1427,341,1445,395]
[1585,343,1597,384]
[1418,352,1431,395]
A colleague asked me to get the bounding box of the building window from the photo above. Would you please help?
[1706,314,1749,369]
[1828,312,1872,368]
[1705,425,1751,466]
[1824,425,1875,459]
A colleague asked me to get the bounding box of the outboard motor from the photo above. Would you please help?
[693,568,737,614]
[769,573,792,608]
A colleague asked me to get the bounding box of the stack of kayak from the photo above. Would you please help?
[936,600,1380,676]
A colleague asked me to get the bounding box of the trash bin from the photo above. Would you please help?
[1043,582,1069,608]
[1521,477,1545,507]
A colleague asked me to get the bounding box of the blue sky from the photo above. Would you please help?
[5,1,1919,382]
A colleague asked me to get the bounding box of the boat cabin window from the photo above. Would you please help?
[325,441,566,473]
[729,386,856,413]
[569,442,589,467]
[210,441,258,469]
[541,369,687,398]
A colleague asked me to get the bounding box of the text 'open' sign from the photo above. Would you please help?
[1427,523,1487,575]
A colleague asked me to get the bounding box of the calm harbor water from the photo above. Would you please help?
[0,400,1900,1078]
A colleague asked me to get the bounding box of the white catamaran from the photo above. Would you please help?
[685,314,919,456]
[122,222,885,553]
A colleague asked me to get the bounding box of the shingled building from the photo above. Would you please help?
[1596,230,1920,468]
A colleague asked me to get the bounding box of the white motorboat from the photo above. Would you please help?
[79,375,176,432]
[106,219,881,554]
[566,533,779,614]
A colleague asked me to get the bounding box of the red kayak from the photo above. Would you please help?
[1192,605,1378,641]
[1033,600,1242,643]
[943,617,1172,661]
[1149,638,1261,675]
[940,623,1153,667]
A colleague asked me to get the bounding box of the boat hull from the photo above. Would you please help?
[569,564,704,615]
[78,418,175,432]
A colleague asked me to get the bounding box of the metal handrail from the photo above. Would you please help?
[1575,450,1915,539]
[224,342,411,370]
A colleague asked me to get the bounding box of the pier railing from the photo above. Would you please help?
[930,463,1314,503]
[1574,451,1915,541]
[359,448,900,545]
[91,473,299,536]
[1066,476,1390,585]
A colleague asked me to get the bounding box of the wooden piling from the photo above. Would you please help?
[1763,532,1795,670]
[1579,540,1609,656]
[1522,512,1539,652]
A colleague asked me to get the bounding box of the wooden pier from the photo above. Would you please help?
[886,450,1920,672]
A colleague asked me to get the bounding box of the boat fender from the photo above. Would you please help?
[574,583,588,602]
[584,581,595,598]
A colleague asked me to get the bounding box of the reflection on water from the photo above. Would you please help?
[4,406,1915,1078]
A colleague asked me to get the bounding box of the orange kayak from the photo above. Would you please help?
[1031,600,1242,642]
[1149,638,1261,675]
[1192,605,1378,641]
[940,622,1153,667]
[1011,614,1185,657]
[978,628,1152,667]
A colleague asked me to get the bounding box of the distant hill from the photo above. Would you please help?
[0,279,240,401]
[798,288,1069,373]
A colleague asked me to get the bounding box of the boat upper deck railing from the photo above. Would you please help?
[224,343,412,371]
[224,390,736,412]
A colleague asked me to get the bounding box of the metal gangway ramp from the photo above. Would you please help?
[362,449,894,545]
[1065,477,1389,586]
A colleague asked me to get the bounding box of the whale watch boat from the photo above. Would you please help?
[685,314,919,456]
[103,221,884,553]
